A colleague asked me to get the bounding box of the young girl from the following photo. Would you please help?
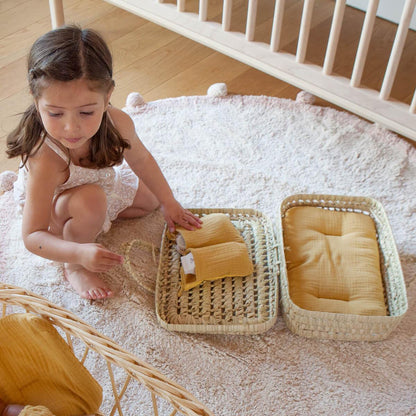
[7,25,201,300]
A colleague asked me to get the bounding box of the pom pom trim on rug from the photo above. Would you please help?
[296,90,316,104]
[125,92,146,108]
[207,83,228,97]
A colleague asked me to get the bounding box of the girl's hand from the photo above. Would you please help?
[160,199,202,233]
[77,243,124,272]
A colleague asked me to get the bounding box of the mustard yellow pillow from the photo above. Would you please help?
[180,241,254,291]
[174,213,244,251]
[0,313,102,416]
[172,213,253,293]
[283,206,386,316]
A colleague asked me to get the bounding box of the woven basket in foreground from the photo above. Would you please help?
[277,194,408,341]
[0,283,213,416]
[156,208,279,334]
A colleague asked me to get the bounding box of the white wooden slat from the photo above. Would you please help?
[350,0,379,87]
[323,0,346,75]
[199,0,208,21]
[49,0,65,28]
[411,90,416,114]
[177,0,186,12]
[296,0,315,63]
[379,0,416,100]
[246,0,258,41]
[222,0,233,31]
[270,0,286,52]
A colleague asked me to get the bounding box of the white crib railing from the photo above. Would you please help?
[49,0,416,141]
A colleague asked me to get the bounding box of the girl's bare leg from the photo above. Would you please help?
[117,181,159,219]
[51,184,113,300]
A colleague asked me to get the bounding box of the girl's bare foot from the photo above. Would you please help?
[64,264,113,300]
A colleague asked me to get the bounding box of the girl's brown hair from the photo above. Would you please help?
[7,25,130,168]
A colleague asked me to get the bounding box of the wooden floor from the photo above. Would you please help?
[1,0,414,174]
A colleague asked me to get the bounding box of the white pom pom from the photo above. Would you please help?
[296,91,315,105]
[0,170,17,192]
[125,92,146,108]
[207,83,228,97]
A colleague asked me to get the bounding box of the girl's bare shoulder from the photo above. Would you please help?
[107,106,136,140]
[26,140,68,185]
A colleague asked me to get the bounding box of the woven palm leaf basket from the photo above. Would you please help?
[156,208,279,335]
[277,194,408,341]
[0,283,213,416]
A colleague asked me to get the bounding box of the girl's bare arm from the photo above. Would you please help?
[109,107,201,231]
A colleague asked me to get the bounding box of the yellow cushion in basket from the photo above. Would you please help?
[0,313,102,416]
[175,213,245,251]
[283,206,386,316]
[180,241,254,291]
[173,213,253,293]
